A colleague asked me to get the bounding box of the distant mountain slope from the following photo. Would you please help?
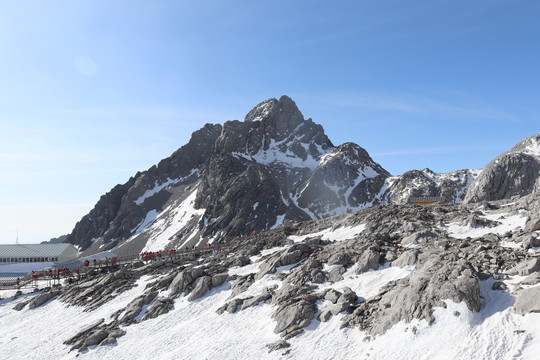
[385,168,481,204]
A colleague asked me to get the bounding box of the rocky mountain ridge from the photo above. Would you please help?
[64,95,539,259]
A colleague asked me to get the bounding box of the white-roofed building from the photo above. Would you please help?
[0,243,79,264]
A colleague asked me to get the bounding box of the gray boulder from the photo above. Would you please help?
[211,273,229,288]
[464,152,540,203]
[143,296,174,320]
[83,329,109,347]
[168,271,193,298]
[520,272,540,285]
[324,289,342,304]
[188,276,212,301]
[506,258,540,276]
[514,286,540,315]
[356,249,380,274]
[392,250,418,267]
[28,290,60,309]
[273,298,318,334]
[318,309,333,322]
[327,266,346,282]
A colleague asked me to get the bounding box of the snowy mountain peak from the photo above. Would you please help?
[510,132,540,158]
[65,96,391,255]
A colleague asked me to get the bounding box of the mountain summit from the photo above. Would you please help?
[66,96,390,255]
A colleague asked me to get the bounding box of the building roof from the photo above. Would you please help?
[0,243,78,258]
[410,196,447,203]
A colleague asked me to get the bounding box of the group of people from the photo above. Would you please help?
[82,256,118,268]
[140,249,178,261]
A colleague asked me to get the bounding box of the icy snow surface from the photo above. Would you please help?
[140,190,204,252]
[288,224,366,243]
[444,213,527,239]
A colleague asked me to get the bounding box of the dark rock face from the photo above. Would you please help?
[66,123,223,253]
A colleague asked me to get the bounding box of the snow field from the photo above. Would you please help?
[288,223,366,243]
[3,231,540,359]
[444,212,528,240]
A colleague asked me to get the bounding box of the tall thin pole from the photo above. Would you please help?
[16,225,19,245]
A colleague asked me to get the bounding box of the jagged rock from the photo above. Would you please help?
[64,318,105,346]
[330,301,352,316]
[465,151,540,203]
[168,271,194,298]
[272,282,318,305]
[356,249,380,274]
[319,309,333,322]
[328,250,351,266]
[191,267,206,280]
[392,250,418,267]
[514,286,540,315]
[99,336,117,347]
[266,340,290,353]
[273,297,318,334]
[143,296,174,320]
[188,276,212,301]
[28,290,60,309]
[520,272,540,285]
[311,271,325,283]
[324,289,342,304]
[327,266,346,282]
[228,274,255,299]
[337,287,358,304]
[366,259,481,335]
[211,273,229,288]
[522,236,540,250]
[525,217,540,233]
[280,244,311,267]
[241,287,275,310]
[385,251,397,262]
[119,296,147,323]
[216,299,243,315]
[13,301,29,311]
[506,258,540,276]
[83,329,109,347]
[491,281,508,291]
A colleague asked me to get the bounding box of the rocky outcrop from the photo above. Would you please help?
[514,287,540,315]
[465,133,540,203]
[465,153,540,202]
[297,143,390,216]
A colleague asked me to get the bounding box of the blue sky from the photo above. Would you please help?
[1,0,539,243]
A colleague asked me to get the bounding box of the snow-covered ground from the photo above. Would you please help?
[444,212,528,240]
[288,223,366,243]
[2,238,540,360]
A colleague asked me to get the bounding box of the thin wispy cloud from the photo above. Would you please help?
[318,91,520,123]
[373,144,508,157]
